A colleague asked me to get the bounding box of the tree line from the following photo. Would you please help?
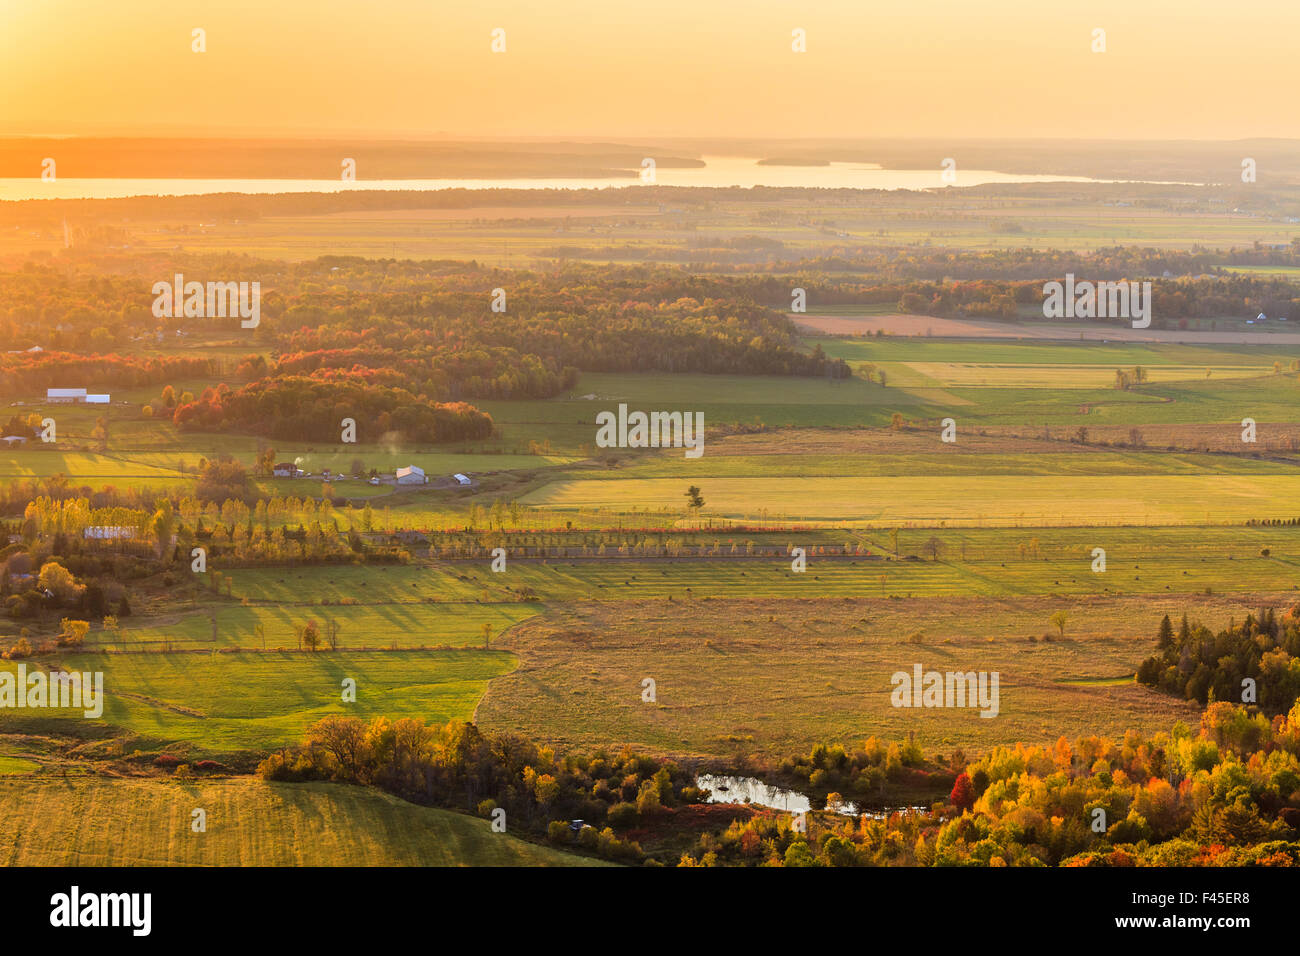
[1137,608,1300,714]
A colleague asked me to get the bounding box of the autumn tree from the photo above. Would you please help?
[1050,610,1068,639]
[950,771,976,812]
[38,561,83,604]
[57,618,90,647]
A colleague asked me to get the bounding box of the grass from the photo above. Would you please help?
[0,775,603,866]
[430,554,1300,603]
[0,755,39,774]
[812,337,1300,369]
[0,650,516,754]
[607,449,1300,479]
[475,594,1227,759]
[106,601,539,651]
[520,473,1300,526]
[901,362,1273,388]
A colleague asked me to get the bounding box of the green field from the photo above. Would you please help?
[606,449,1300,479]
[107,601,539,651]
[521,473,1300,525]
[0,776,601,866]
[901,362,1272,388]
[0,650,515,753]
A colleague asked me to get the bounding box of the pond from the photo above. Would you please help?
[696,773,931,819]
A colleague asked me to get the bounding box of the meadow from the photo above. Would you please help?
[0,650,516,753]
[520,473,1300,526]
[0,775,597,866]
[103,600,538,652]
[475,594,1224,759]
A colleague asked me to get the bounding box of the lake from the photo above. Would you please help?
[0,155,1123,201]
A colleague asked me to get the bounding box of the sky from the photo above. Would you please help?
[1,0,1296,142]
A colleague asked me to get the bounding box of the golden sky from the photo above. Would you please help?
[1,0,1296,140]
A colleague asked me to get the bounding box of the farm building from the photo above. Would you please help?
[45,388,109,404]
[453,473,471,486]
[272,463,299,478]
[1,435,27,445]
[396,465,427,485]
[83,526,137,540]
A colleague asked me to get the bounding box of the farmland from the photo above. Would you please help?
[475,595,1221,759]
[0,650,516,753]
[0,175,1298,870]
[522,473,1300,525]
[0,775,598,866]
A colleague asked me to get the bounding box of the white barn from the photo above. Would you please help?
[396,465,426,485]
[45,388,109,404]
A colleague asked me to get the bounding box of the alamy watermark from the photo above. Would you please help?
[890,663,999,718]
[0,664,103,718]
[152,273,260,328]
[50,886,150,936]
[595,404,704,458]
[1042,274,1151,329]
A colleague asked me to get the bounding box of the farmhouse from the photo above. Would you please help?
[272,462,298,478]
[396,465,427,485]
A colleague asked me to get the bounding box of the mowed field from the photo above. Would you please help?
[104,601,539,651]
[0,650,515,753]
[111,523,1300,609]
[475,594,1261,760]
[795,312,1300,345]
[0,776,600,866]
[522,473,1300,525]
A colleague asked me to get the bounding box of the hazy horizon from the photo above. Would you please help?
[4,0,1299,141]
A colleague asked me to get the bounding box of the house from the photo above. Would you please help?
[396,465,427,485]
[272,462,298,478]
[452,473,471,486]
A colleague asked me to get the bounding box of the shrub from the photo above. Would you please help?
[606,801,639,829]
